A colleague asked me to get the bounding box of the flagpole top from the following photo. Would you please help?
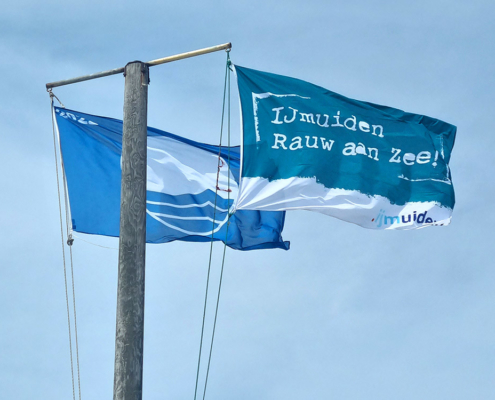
[146,42,232,67]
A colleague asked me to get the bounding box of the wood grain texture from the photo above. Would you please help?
[113,62,148,400]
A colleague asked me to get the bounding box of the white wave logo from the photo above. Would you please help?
[146,198,230,235]
[144,135,238,236]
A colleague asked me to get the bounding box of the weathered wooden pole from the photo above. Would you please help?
[113,61,149,400]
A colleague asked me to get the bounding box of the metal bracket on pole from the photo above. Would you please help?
[45,42,232,89]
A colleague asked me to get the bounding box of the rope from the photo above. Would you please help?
[57,116,83,400]
[48,88,66,108]
[193,52,231,400]
[50,91,82,400]
[71,233,118,250]
[68,245,82,400]
[201,53,232,400]
[50,93,76,400]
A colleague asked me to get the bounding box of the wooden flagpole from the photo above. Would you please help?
[113,61,149,400]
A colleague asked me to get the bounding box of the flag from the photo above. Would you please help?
[54,106,289,251]
[233,65,456,230]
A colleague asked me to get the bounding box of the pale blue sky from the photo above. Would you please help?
[1,1,494,399]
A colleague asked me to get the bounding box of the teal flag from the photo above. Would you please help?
[233,65,456,229]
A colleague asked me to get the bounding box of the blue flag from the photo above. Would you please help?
[54,107,289,251]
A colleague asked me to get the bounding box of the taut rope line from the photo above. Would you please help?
[201,52,232,400]
[193,51,232,400]
[49,90,82,400]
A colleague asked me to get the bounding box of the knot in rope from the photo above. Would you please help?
[47,88,66,108]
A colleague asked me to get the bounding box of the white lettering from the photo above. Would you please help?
[343,142,356,156]
[342,142,379,161]
[432,151,439,167]
[344,115,357,131]
[305,136,319,148]
[300,113,315,124]
[331,111,344,127]
[389,148,401,163]
[289,136,303,150]
[271,107,284,124]
[416,151,431,164]
[367,147,379,161]
[358,121,370,132]
[316,114,330,127]
[284,107,298,123]
[372,124,384,138]
[272,133,288,149]
[355,142,367,155]
[403,153,416,166]
[55,110,98,125]
[320,138,335,151]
